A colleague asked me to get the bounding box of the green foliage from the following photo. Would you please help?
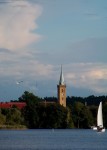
[66,107,74,128]
[44,97,57,102]
[2,92,107,129]
[23,101,40,128]
[45,104,67,128]
[67,95,107,106]
[23,100,73,129]
[72,102,94,128]
[1,108,24,125]
[88,105,97,126]
[103,103,107,128]
[18,91,42,102]
[0,109,6,125]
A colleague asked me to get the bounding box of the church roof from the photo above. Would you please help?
[59,65,65,85]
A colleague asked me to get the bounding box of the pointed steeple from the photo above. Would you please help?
[57,65,66,107]
[59,65,65,85]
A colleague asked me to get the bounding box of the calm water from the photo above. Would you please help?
[0,129,107,150]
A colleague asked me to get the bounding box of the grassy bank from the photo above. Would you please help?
[0,124,27,129]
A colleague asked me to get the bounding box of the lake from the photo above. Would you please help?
[0,129,107,150]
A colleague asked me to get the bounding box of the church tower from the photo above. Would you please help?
[57,65,66,107]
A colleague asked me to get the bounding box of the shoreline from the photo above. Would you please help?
[0,124,27,130]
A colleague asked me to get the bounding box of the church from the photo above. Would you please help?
[57,66,66,107]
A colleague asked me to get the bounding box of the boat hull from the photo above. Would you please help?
[97,127,105,132]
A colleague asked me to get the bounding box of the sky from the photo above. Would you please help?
[0,0,107,101]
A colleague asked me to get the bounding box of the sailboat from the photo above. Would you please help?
[97,101,105,132]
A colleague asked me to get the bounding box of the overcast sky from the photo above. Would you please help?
[0,0,107,101]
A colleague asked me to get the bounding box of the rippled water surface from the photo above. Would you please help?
[0,129,107,150]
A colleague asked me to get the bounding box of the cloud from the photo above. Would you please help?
[65,63,107,94]
[0,0,42,51]
[0,48,11,53]
[0,51,54,80]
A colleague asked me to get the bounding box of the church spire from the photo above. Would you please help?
[59,65,65,85]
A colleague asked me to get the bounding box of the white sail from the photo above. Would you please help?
[97,102,103,128]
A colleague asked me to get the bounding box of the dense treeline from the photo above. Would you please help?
[66,95,107,106]
[1,91,107,129]
[0,106,25,129]
[44,95,107,106]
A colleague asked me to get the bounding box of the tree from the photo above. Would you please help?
[0,109,6,125]
[18,91,41,102]
[103,103,107,128]
[89,105,97,126]
[72,102,94,128]
[23,95,40,128]
[45,104,68,128]
[80,106,94,128]
[23,99,72,129]
[1,107,24,126]
[6,108,24,125]
[66,107,74,128]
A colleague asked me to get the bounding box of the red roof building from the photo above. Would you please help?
[0,102,26,109]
